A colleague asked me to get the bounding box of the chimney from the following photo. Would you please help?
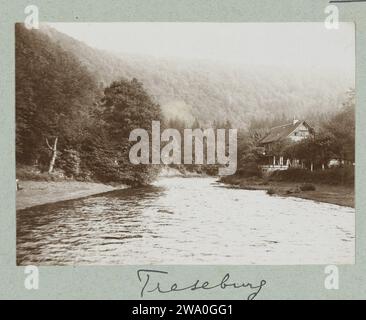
[293,117,298,125]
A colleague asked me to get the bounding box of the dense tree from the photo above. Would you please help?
[236,129,265,177]
[324,89,355,163]
[97,79,163,185]
[16,24,99,171]
[283,89,355,169]
[16,25,163,185]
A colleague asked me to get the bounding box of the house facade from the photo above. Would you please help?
[259,119,314,172]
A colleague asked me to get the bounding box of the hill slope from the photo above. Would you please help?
[41,24,354,128]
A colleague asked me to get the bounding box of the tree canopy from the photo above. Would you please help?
[16,24,162,185]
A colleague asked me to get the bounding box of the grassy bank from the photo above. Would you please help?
[220,174,354,208]
[16,180,128,210]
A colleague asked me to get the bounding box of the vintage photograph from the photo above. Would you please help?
[16,22,355,265]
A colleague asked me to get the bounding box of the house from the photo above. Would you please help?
[259,119,314,172]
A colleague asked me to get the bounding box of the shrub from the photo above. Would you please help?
[300,183,316,191]
[220,175,242,185]
[267,188,276,195]
[16,165,66,181]
[237,162,262,178]
[269,166,354,186]
[57,149,81,178]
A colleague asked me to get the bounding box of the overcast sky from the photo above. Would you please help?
[48,22,355,72]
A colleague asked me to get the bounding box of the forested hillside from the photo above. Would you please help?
[16,24,100,165]
[16,24,161,185]
[42,24,353,128]
[16,24,354,184]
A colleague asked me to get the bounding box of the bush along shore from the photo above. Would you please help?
[220,167,354,208]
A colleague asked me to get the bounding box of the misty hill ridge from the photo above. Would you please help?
[41,25,353,128]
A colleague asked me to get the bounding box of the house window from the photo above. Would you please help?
[294,130,307,137]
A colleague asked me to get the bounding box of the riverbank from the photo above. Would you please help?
[16,181,128,210]
[159,166,208,177]
[220,176,354,208]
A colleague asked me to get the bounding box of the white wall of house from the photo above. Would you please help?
[288,123,310,142]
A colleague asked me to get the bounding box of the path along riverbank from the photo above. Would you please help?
[16,181,128,210]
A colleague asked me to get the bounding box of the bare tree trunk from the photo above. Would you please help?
[46,137,58,174]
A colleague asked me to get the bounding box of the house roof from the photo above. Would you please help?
[260,120,312,144]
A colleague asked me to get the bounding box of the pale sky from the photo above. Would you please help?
[47,22,355,72]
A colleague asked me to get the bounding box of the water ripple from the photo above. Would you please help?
[17,177,355,265]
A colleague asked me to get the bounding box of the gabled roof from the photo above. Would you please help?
[260,120,312,144]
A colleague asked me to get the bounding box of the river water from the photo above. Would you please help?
[16,177,354,265]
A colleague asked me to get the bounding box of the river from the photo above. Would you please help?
[16,177,355,265]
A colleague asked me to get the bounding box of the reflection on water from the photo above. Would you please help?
[17,177,355,265]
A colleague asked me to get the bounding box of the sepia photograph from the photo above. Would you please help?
[16,22,355,266]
